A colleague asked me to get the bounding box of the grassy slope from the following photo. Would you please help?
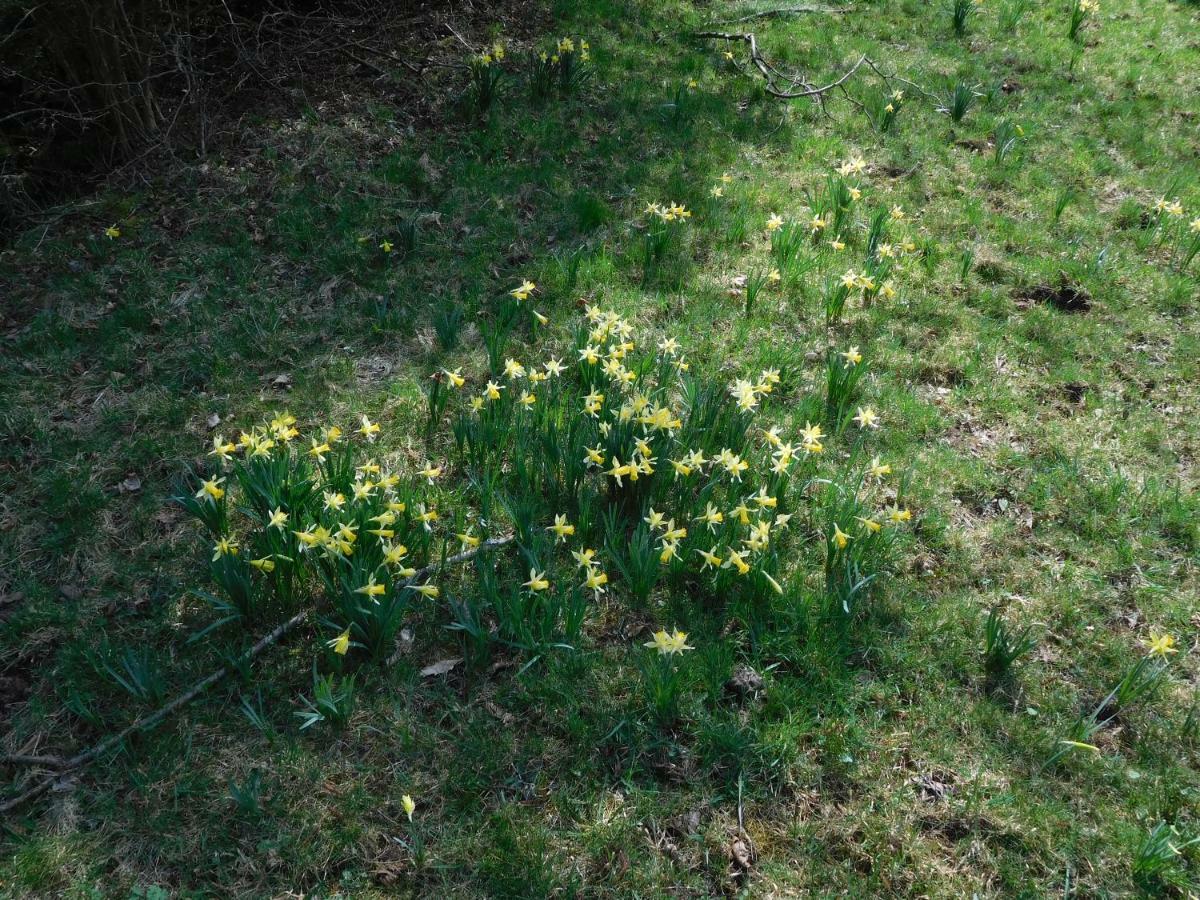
[1,0,1198,895]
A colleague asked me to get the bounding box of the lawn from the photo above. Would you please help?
[1,0,1199,895]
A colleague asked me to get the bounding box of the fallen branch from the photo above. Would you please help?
[713,5,848,25]
[0,754,65,768]
[1,535,513,815]
[696,30,913,107]
[0,609,308,815]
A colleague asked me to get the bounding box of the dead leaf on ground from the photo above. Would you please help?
[725,664,764,700]
[484,700,515,726]
[420,657,462,677]
[319,277,341,303]
[912,772,955,803]
[729,834,756,875]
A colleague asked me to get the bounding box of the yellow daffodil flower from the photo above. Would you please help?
[724,549,751,575]
[583,568,608,596]
[208,436,236,464]
[196,477,225,502]
[1146,634,1178,658]
[358,415,381,441]
[523,569,550,592]
[356,576,386,599]
[510,279,536,302]
[571,547,597,569]
[212,538,238,561]
[832,524,851,549]
[547,514,575,542]
[328,627,351,655]
[853,406,879,429]
[643,628,693,655]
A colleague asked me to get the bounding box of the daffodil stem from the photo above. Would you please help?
[2,535,517,815]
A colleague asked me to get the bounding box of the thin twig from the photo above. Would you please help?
[1,536,513,815]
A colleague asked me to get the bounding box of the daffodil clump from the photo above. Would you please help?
[467,40,507,115]
[178,412,441,662]
[182,293,913,686]
[527,36,591,101]
[639,200,693,283]
[444,302,912,634]
[744,160,922,324]
[1050,631,1184,767]
[1068,0,1098,43]
[1147,196,1200,273]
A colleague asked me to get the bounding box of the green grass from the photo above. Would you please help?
[2,0,1200,895]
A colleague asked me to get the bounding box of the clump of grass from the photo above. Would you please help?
[228,770,265,818]
[769,217,807,272]
[863,87,907,133]
[941,81,979,123]
[992,119,1021,166]
[1053,185,1077,223]
[998,0,1030,31]
[1132,822,1199,891]
[982,606,1037,687]
[99,648,167,706]
[639,200,692,284]
[434,302,465,351]
[1047,636,1178,767]
[527,36,591,102]
[959,246,975,283]
[824,346,868,431]
[741,267,779,317]
[639,627,694,725]
[823,275,851,326]
[950,0,979,36]
[296,669,357,731]
[1146,196,1200,272]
